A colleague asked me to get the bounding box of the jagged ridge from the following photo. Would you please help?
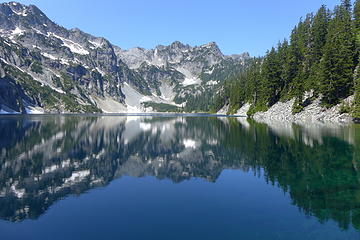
[0,1,250,114]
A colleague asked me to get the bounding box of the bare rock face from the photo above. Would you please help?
[0,76,27,113]
[0,2,250,114]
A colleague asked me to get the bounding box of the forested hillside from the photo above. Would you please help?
[214,0,360,118]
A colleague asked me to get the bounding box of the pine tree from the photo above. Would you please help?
[307,5,330,91]
[245,58,262,104]
[342,0,352,12]
[354,62,360,119]
[312,6,330,61]
[354,0,360,32]
[277,39,290,98]
[262,47,282,106]
[354,0,360,59]
[300,14,314,90]
[286,23,304,100]
[320,3,356,106]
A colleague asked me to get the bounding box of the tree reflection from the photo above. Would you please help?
[0,115,359,231]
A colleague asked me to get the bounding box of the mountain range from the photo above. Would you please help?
[0,2,249,114]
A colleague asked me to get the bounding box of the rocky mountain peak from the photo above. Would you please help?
[169,41,189,50]
[0,1,251,114]
[0,1,59,35]
[2,2,41,14]
[200,41,218,49]
[1,2,46,21]
[227,52,251,62]
[4,2,25,12]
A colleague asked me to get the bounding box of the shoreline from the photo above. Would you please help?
[0,112,245,118]
[239,96,355,124]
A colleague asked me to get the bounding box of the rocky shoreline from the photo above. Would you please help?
[234,96,354,124]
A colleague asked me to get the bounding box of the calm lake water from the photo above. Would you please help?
[0,115,360,239]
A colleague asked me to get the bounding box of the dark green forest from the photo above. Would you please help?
[212,0,360,117]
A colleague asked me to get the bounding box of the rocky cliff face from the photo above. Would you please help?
[0,2,250,114]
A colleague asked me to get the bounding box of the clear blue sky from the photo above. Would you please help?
[2,0,343,56]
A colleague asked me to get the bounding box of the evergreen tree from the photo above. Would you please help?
[307,5,330,90]
[320,3,356,105]
[278,39,290,98]
[300,14,314,90]
[262,47,282,106]
[245,58,262,104]
[312,6,330,61]
[286,23,304,100]
[353,62,360,119]
[354,0,360,59]
[354,0,360,32]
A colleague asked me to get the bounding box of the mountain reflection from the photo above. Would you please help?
[0,115,360,231]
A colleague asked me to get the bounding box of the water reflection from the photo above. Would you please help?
[0,115,360,232]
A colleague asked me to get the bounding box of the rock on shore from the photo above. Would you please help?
[252,96,354,124]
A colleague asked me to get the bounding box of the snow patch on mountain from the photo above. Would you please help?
[204,67,215,75]
[182,77,201,86]
[95,67,105,76]
[10,27,25,38]
[206,80,218,86]
[48,33,89,55]
[12,8,27,17]
[89,39,103,49]
[176,67,201,86]
[0,109,20,114]
[25,106,44,114]
[41,52,57,60]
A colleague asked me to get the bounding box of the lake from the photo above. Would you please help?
[0,115,360,239]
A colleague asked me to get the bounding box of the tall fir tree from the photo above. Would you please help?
[278,39,290,98]
[286,20,307,101]
[354,0,360,32]
[312,5,330,61]
[353,62,360,119]
[262,47,282,106]
[354,0,360,59]
[307,5,330,91]
[320,3,356,105]
[300,14,314,90]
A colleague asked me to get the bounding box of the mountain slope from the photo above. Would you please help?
[0,2,250,114]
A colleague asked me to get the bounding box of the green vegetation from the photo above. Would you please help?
[1,61,101,113]
[354,65,360,118]
[60,72,75,92]
[30,61,43,74]
[213,0,360,118]
[339,100,352,114]
[182,59,249,113]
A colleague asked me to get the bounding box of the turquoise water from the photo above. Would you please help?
[0,115,359,239]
